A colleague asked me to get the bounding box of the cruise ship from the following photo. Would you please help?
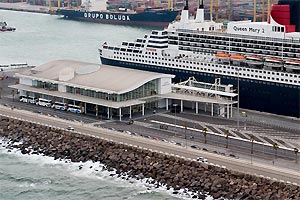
[99,0,300,118]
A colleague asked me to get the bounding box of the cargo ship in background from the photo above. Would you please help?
[56,0,180,27]
[99,0,300,118]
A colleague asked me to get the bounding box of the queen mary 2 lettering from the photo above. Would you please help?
[57,8,180,27]
[83,12,130,21]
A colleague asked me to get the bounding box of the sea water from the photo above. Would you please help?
[0,9,151,66]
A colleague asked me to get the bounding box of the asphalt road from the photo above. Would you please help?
[1,105,300,185]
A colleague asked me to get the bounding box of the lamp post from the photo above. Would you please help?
[272,143,279,165]
[173,103,178,136]
[250,134,254,164]
[184,122,188,148]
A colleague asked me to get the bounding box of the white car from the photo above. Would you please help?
[51,102,67,111]
[36,98,52,107]
[196,157,208,163]
[20,96,36,104]
[66,126,74,131]
[67,104,83,114]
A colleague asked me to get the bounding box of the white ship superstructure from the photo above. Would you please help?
[99,0,300,117]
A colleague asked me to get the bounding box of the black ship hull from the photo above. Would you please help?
[57,9,179,27]
[101,57,300,118]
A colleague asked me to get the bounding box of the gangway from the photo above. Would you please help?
[161,77,238,118]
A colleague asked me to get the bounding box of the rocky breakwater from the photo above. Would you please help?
[0,116,300,200]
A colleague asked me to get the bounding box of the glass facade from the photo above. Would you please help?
[66,79,158,102]
[33,80,58,91]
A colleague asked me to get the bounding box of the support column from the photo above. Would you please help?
[204,103,207,112]
[166,98,169,110]
[195,102,198,114]
[211,103,214,117]
[96,105,98,117]
[142,104,145,116]
[227,104,229,119]
[129,105,132,119]
[107,107,110,119]
[84,102,87,114]
[180,100,183,112]
[230,104,233,118]
[119,107,122,121]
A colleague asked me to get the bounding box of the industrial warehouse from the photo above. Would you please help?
[10,60,237,121]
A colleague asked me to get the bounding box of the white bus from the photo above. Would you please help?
[20,96,37,104]
[67,104,83,114]
[51,102,67,111]
[36,98,52,107]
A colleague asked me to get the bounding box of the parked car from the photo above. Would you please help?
[191,145,200,149]
[66,126,74,131]
[196,156,208,163]
[20,96,37,104]
[161,139,168,143]
[125,130,132,135]
[52,102,67,111]
[229,154,239,159]
[67,104,83,114]
[36,98,52,107]
[202,147,208,151]
[175,142,183,146]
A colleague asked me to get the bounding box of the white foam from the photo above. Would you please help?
[0,137,215,200]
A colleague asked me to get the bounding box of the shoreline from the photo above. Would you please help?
[1,115,299,200]
[0,2,50,14]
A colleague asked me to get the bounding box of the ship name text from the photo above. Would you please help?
[84,12,130,21]
[233,26,265,34]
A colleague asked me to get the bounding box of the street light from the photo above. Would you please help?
[184,122,188,148]
[250,134,254,164]
[173,103,178,136]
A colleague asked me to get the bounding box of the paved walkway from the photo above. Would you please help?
[231,107,300,132]
[156,112,300,150]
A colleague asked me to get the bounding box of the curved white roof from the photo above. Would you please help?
[19,60,175,94]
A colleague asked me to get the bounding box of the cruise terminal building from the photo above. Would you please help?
[10,60,237,120]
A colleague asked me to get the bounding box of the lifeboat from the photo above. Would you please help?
[230,54,245,60]
[264,57,283,71]
[246,55,263,61]
[215,52,230,58]
[246,55,264,69]
[284,59,300,73]
[230,54,245,66]
[265,57,283,63]
[215,52,230,64]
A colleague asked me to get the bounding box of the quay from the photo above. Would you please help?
[0,2,49,14]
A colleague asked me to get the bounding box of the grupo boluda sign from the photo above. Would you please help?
[84,12,131,21]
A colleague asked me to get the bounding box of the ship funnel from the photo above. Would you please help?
[180,0,189,22]
[195,0,204,22]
